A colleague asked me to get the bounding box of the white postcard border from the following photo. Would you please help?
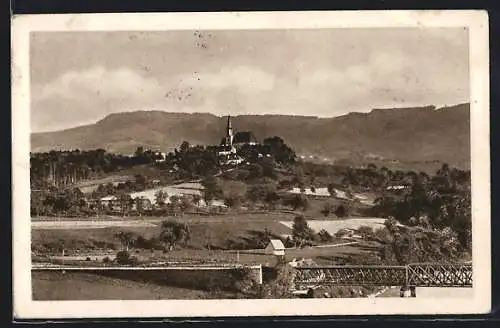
[12,10,491,318]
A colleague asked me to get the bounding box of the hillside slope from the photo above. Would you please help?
[31,103,470,168]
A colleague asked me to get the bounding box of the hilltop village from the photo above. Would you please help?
[31,114,297,213]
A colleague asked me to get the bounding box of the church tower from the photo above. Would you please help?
[226,115,234,147]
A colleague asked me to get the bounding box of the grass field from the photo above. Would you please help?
[75,175,134,194]
[32,271,237,300]
[31,212,295,254]
[280,218,386,235]
[31,209,384,268]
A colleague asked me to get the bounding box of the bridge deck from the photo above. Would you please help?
[294,264,472,288]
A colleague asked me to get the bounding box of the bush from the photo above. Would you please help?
[335,228,351,239]
[334,204,349,218]
[292,215,315,248]
[317,229,333,242]
[102,256,111,263]
[320,203,334,217]
[116,250,132,265]
[159,220,191,250]
[357,226,374,237]
[259,264,297,299]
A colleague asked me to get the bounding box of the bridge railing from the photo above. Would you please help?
[294,263,472,288]
[406,263,472,287]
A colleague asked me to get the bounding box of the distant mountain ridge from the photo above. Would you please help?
[31,103,470,168]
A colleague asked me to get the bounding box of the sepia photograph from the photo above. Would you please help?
[12,11,490,318]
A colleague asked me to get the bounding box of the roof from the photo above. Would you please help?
[233,131,258,144]
[100,195,118,201]
[267,239,285,250]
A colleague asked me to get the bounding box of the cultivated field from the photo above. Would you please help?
[280,217,386,235]
[31,212,295,254]
[75,175,134,194]
[129,182,204,204]
[32,220,161,229]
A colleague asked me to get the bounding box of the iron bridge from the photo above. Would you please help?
[294,263,472,288]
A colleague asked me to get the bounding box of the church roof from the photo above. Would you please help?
[233,131,258,144]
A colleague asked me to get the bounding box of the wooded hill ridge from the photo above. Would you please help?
[31,103,470,168]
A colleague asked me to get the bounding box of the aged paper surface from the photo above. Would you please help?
[12,10,490,318]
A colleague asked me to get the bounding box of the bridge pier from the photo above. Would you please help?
[400,286,417,298]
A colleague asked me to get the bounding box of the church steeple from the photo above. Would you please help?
[226,115,233,147]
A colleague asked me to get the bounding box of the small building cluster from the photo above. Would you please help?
[87,182,227,213]
[217,115,258,165]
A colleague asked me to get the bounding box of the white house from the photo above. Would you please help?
[265,239,286,256]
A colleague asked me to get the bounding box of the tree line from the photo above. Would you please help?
[30,148,162,189]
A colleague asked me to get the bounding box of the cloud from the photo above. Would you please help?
[31,66,168,132]
[31,41,469,132]
[31,65,278,131]
[179,65,275,93]
[37,66,163,101]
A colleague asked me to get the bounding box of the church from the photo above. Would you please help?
[217,115,258,165]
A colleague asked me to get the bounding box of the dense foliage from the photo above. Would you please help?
[31,138,472,266]
[30,148,161,189]
[371,164,471,252]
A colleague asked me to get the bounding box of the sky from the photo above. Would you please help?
[30,28,469,132]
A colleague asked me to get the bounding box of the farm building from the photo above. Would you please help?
[99,195,121,210]
[265,239,286,256]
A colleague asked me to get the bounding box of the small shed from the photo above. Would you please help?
[265,239,286,256]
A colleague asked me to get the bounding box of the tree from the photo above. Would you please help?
[118,193,134,216]
[376,224,461,265]
[247,183,277,204]
[179,195,193,213]
[135,197,146,215]
[159,220,191,251]
[264,191,281,210]
[320,202,334,217]
[221,181,247,209]
[318,229,333,242]
[116,250,137,265]
[201,177,222,204]
[168,195,182,216]
[180,141,191,153]
[253,264,297,299]
[357,226,374,238]
[291,215,315,248]
[289,194,309,211]
[371,164,471,254]
[263,136,296,164]
[384,217,399,233]
[327,183,337,197]
[115,231,135,251]
[155,190,168,207]
[134,174,147,190]
[334,204,349,218]
[134,146,144,158]
[192,194,202,207]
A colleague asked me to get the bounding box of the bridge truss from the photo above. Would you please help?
[294,263,472,289]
